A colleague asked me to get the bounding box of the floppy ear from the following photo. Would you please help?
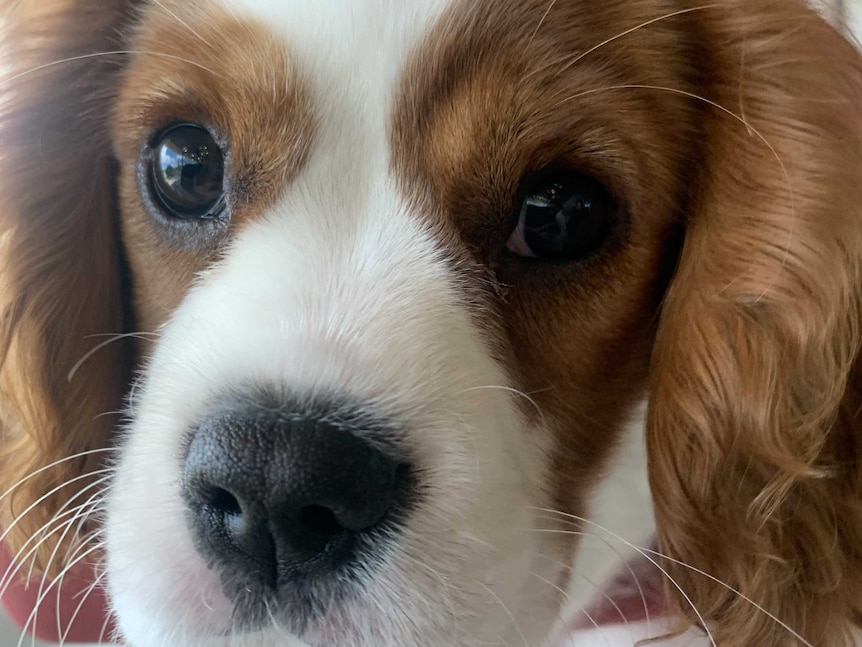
[647,2,862,646]
[0,0,136,571]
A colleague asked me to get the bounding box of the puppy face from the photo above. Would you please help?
[105,2,685,644]
[1,1,861,646]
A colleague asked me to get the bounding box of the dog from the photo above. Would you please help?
[0,0,861,645]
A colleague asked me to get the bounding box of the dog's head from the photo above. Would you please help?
[1,1,861,645]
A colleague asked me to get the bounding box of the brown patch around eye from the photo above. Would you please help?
[111,2,316,333]
[390,0,703,572]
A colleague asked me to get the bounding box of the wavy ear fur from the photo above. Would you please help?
[648,2,862,645]
[0,0,135,570]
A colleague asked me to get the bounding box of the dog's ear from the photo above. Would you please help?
[0,0,136,571]
[647,2,862,646]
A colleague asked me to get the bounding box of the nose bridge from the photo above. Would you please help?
[233,154,445,337]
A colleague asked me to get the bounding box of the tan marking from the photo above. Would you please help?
[391,0,698,585]
[394,1,862,642]
[112,2,316,333]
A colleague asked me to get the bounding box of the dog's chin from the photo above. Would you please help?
[107,545,562,647]
[105,436,565,647]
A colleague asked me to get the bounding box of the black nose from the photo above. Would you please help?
[181,404,408,590]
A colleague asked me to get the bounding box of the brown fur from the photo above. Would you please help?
[0,0,136,569]
[647,3,862,645]
[391,0,698,599]
[0,0,861,645]
[113,3,316,331]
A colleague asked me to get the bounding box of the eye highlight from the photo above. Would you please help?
[506,169,615,262]
[149,124,226,221]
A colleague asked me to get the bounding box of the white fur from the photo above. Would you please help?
[566,401,654,614]
[105,1,565,645]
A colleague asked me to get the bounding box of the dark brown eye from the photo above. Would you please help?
[507,169,615,261]
[150,124,226,220]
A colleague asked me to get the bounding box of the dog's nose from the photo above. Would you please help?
[181,406,407,587]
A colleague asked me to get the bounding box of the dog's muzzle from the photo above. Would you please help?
[179,393,415,625]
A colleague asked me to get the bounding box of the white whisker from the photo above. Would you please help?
[34,500,106,646]
[527,507,717,647]
[59,568,107,647]
[16,540,105,647]
[0,448,117,508]
[549,82,796,301]
[0,480,106,599]
[532,507,814,647]
[29,477,111,582]
[532,570,612,647]
[151,0,215,49]
[640,546,815,647]
[533,513,652,636]
[0,504,91,600]
[3,51,221,89]
[536,552,636,642]
[460,385,549,426]
[525,0,559,52]
[526,5,719,80]
[0,467,114,546]
[68,332,158,382]
[477,583,529,647]
[96,605,113,645]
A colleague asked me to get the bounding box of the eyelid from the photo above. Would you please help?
[506,211,537,258]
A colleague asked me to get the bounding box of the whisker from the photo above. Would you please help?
[639,545,814,647]
[525,5,719,80]
[550,82,796,302]
[33,503,106,644]
[93,409,128,421]
[531,570,612,647]
[2,51,221,88]
[0,481,106,598]
[525,0,559,52]
[1,503,87,589]
[97,603,113,645]
[57,540,106,646]
[400,553,461,627]
[536,552,636,642]
[533,507,814,647]
[0,502,93,600]
[0,448,118,508]
[477,582,529,647]
[85,332,159,339]
[59,568,107,647]
[29,477,112,581]
[460,385,548,426]
[53,508,109,642]
[69,331,158,381]
[0,467,115,547]
[150,0,215,49]
[527,507,717,647]
[16,540,105,647]
[533,513,652,636]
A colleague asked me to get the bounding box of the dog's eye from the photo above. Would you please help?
[506,169,615,261]
[150,124,226,220]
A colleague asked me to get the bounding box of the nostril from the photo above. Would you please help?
[203,486,242,517]
[298,505,342,536]
[183,404,417,597]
